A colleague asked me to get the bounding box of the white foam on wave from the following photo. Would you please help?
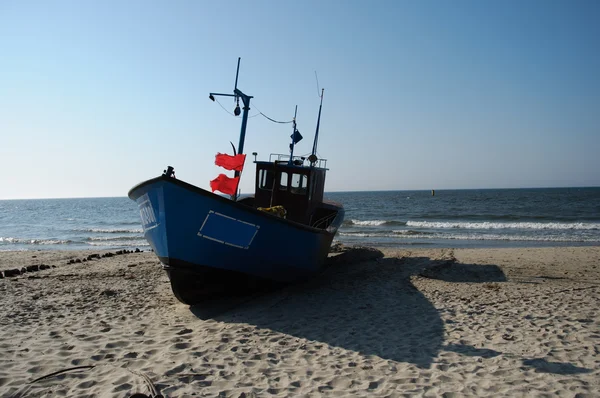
[406,221,600,230]
[0,237,72,245]
[393,230,433,236]
[339,232,390,238]
[77,228,143,233]
[339,231,600,243]
[437,233,600,243]
[0,237,17,243]
[86,240,149,247]
[349,219,387,226]
[87,236,143,241]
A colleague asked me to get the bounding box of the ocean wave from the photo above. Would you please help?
[338,231,600,243]
[345,219,406,226]
[441,233,600,243]
[0,237,72,245]
[346,219,387,226]
[339,232,392,238]
[392,230,434,235]
[406,221,600,230]
[87,236,144,242]
[86,240,149,247]
[75,228,143,233]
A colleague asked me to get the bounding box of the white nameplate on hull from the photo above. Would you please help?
[138,194,159,232]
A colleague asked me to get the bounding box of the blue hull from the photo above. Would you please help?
[129,176,344,303]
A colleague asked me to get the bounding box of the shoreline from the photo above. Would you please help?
[2,238,600,254]
[1,245,599,396]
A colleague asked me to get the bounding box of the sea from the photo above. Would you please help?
[1,188,599,251]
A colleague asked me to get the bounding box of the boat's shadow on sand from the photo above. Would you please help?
[190,247,506,368]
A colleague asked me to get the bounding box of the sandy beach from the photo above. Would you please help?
[1,245,599,397]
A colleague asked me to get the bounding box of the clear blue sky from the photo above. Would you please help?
[1,0,599,199]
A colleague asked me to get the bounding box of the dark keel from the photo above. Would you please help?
[160,257,284,305]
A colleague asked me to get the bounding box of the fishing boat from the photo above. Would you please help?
[128,59,345,305]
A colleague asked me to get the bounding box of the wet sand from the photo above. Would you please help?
[1,245,599,397]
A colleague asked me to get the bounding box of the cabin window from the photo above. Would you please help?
[291,173,308,195]
[279,172,289,190]
[258,169,274,190]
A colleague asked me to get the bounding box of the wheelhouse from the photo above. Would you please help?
[254,154,329,225]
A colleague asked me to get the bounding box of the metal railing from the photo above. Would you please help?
[268,153,328,169]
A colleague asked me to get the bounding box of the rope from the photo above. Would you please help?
[214,97,237,117]
[128,368,162,397]
[28,365,95,384]
[252,103,294,124]
[27,365,163,398]
[455,284,600,309]
[259,112,293,124]
[213,99,289,123]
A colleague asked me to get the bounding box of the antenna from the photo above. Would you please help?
[234,57,241,90]
[311,88,324,162]
[315,71,321,97]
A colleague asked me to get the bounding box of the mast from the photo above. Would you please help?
[209,57,253,200]
[288,105,298,165]
[310,88,324,163]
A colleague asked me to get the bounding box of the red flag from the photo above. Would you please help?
[215,153,246,171]
[210,174,240,195]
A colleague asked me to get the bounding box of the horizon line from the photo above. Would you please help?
[2,185,599,201]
